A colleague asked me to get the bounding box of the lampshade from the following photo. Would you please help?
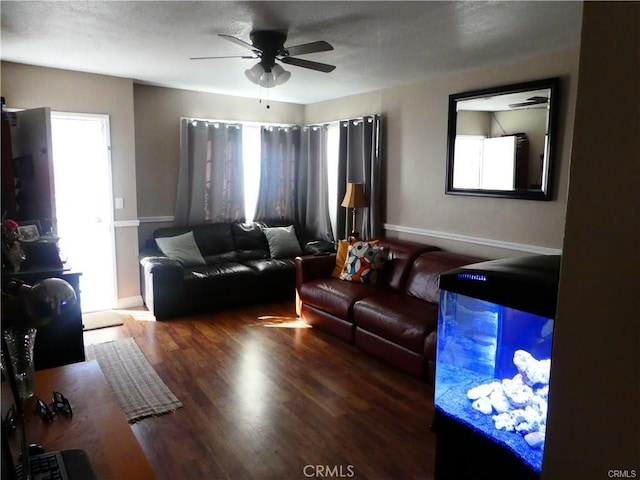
[245,63,265,84]
[341,183,368,208]
[271,64,291,86]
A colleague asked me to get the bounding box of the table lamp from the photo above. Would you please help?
[341,183,368,238]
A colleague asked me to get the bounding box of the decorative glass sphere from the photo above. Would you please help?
[26,278,77,321]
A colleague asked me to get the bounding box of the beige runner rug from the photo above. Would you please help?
[85,337,183,423]
[82,310,124,331]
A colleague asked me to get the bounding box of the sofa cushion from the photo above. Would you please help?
[232,222,270,260]
[194,223,236,258]
[183,262,258,293]
[155,231,206,267]
[353,292,439,353]
[405,251,485,303]
[375,239,440,291]
[263,225,303,259]
[243,258,295,275]
[299,277,376,320]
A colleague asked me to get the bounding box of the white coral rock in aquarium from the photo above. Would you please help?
[535,384,549,399]
[502,375,534,407]
[466,349,552,451]
[492,412,516,432]
[513,350,551,386]
[472,396,493,415]
[467,382,499,400]
[524,431,545,449]
[489,388,511,413]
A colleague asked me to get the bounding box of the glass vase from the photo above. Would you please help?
[2,327,37,399]
[3,242,26,272]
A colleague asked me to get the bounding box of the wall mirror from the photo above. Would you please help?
[446,77,559,200]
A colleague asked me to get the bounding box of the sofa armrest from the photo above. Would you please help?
[140,255,183,275]
[295,254,336,288]
[139,255,185,318]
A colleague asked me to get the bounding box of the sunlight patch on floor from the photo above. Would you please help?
[114,308,156,322]
[257,316,312,329]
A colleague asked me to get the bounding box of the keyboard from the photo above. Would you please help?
[15,450,95,480]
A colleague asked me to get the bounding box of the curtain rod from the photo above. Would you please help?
[181,113,379,129]
[304,113,379,129]
[180,116,298,128]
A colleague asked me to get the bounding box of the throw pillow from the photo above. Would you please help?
[340,240,387,284]
[155,231,206,267]
[332,238,380,278]
[331,239,350,278]
[263,225,303,259]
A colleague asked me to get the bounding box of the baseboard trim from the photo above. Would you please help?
[117,295,144,309]
[138,216,174,224]
[114,220,140,228]
[383,223,562,255]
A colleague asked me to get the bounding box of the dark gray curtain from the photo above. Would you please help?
[254,126,300,223]
[298,125,333,240]
[336,115,382,239]
[175,119,245,225]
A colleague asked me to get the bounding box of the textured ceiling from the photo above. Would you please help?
[0,1,583,104]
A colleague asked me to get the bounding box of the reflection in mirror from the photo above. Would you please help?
[446,78,559,200]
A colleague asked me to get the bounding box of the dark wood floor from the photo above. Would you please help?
[84,301,436,480]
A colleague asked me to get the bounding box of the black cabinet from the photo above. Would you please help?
[2,269,85,370]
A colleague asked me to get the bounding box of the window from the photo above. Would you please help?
[242,125,261,222]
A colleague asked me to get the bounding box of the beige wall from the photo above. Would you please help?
[543,3,639,479]
[0,48,580,300]
[305,49,579,259]
[133,84,304,245]
[1,62,141,305]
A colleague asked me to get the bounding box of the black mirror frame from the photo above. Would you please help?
[446,77,560,201]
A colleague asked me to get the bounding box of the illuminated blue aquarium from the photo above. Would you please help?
[432,255,561,480]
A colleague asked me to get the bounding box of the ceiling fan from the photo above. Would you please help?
[190,30,336,88]
[508,96,549,109]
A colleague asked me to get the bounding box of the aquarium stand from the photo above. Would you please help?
[432,409,539,480]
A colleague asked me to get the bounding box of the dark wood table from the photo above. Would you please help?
[2,360,156,479]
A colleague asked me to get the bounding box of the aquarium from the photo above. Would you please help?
[433,255,560,477]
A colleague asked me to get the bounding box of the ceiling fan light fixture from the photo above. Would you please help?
[259,72,275,89]
[245,62,265,84]
[257,64,291,88]
[272,64,291,86]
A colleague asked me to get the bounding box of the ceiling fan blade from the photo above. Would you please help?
[190,55,257,60]
[219,34,259,52]
[280,56,336,73]
[283,40,334,57]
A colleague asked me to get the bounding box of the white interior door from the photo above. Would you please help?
[51,112,117,312]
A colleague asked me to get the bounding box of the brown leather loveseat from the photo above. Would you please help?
[295,238,483,387]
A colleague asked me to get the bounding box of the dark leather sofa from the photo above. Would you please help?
[295,238,484,386]
[139,221,332,319]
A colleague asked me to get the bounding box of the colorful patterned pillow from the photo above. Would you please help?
[339,240,387,284]
[332,238,380,278]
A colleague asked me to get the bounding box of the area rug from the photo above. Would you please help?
[82,310,125,331]
[85,337,183,423]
